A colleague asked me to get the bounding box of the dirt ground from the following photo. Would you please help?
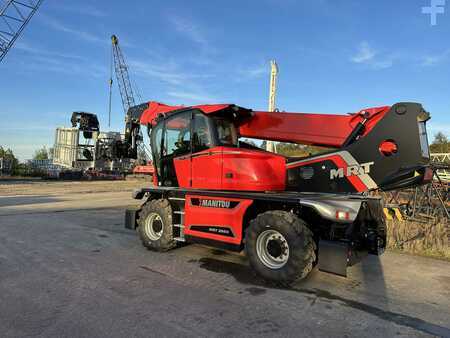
[0,179,449,337]
[0,178,148,196]
[1,178,447,260]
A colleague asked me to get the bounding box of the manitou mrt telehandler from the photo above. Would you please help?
[124,101,431,282]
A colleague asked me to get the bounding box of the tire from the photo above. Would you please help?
[137,199,176,252]
[245,210,316,284]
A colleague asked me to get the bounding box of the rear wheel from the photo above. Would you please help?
[137,199,176,252]
[245,210,316,283]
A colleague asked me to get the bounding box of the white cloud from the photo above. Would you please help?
[350,41,393,70]
[9,32,106,78]
[371,59,393,70]
[242,64,267,78]
[129,58,213,85]
[167,91,216,103]
[52,3,107,18]
[351,41,376,63]
[421,50,450,66]
[14,52,107,78]
[234,63,268,82]
[40,14,104,44]
[14,41,86,61]
[128,57,217,105]
[128,59,187,86]
[168,15,207,46]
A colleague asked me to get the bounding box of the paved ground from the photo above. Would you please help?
[0,184,449,337]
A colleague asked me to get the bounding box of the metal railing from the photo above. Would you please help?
[431,153,450,182]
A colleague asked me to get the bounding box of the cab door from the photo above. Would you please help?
[191,113,223,189]
[152,111,192,187]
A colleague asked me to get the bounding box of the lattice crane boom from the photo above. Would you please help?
[110,35,135,115]
[0,0,43,63]
[109,34,149,162]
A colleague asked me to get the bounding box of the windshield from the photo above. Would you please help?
[214,118,238,147]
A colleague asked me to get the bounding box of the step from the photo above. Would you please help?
[169,197,185,201]
[173,224,185,228]
[174,211,185,215]
[173,237,186,242]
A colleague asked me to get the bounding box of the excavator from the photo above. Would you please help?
[124,100,431,283]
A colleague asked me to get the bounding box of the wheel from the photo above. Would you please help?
[245,210,316,283]
[137,199,176,252]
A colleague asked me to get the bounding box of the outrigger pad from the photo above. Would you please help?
[318,240,348,277]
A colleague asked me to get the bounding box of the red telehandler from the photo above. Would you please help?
[124,101,431,283]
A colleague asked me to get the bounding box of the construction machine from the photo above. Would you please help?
[124,101,431,282]
[108,34,155,176]
[0,0,43,63]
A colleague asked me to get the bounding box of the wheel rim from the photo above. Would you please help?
[256,229,289,269]
[144,212,164,240]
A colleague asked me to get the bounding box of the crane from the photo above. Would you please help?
[109,34,148,163]
[266,60,278,153]
[0,0,43,63]
[109,35,136,122]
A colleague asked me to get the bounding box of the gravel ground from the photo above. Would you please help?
[0,182,449,337]
[0,178,147,196]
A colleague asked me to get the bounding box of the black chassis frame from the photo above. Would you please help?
[125,186,386,276]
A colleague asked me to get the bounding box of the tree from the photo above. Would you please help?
[33,146,50,160]
[433,132,448,145]
[430,132,449,153]
[276,143,330,157]
[242,138,258,147]
[0,146,19,173]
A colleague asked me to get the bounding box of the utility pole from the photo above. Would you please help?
[266,60,278,152]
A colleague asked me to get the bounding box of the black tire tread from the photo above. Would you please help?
[137,198,176,252]
[245,210,316,284]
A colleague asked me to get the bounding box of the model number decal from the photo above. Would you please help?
[330,162,374,180]
[190,225,234,237]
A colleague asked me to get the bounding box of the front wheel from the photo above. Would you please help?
[245,211,316,283]
[137,199,176,252]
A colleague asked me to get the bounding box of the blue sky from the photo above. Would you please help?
[0,0,449,159]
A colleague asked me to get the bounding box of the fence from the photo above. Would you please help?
[431,153,450,182]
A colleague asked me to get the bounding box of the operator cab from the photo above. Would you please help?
[150,109,238,187]
[149,108,286,191]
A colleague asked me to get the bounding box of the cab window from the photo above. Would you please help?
[214,118,238,147]
[192,113,212,152]
[163,112,191,157]
[150,122,164,175]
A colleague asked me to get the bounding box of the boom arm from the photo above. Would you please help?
[238,106,391,148]
[136,101,391,148]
